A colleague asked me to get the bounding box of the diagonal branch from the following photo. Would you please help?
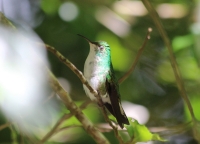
[0,10,110,144]
[45,69,109,144]
[45,44,104,106]
[100,104,125,144]
[0,122,10,131]
[40,114,67,143]
[40,100,92,142]
[0,12,16,29]
[45,44,124,143]
[118,27,152,84]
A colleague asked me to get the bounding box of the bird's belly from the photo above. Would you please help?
[88,75,103,90]
[83,75,111,104]
[83,59,111,103]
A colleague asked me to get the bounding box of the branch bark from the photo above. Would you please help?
[45,69,109,144]
[0,122,10,131]
[45,44,105,106]
[40,100,92,142]
[45,44,125,143]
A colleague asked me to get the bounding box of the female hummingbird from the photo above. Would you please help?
[78,34,129,128]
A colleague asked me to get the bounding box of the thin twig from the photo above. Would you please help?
[40,114,68,143]
[55,125,82,134]
[54,124,124,142]
[0,12,109,144]
[0,122,10,131]
[100,106,125,144]
[24,134,38,144]
[45,44,116,142]
[150,122,191,137]
[17,125,25,144]
[79,100,93,110]
[45,69,110,144]
[19,130,24,144]
[0,12,16,29]
[55,123,129,138]
[43,91,56,104]
[95,124,128,133]
[54,123,126,136]
[17,125,39,144]
[56,123,123,134]
[40,100,93,143]
[118,28,152,84]
[9,125,18,144]
[141,0,195,121]
[45,44,125,143]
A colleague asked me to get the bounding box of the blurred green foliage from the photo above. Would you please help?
[41,0,61,15]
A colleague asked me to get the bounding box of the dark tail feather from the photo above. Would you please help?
[105,77,129,128]
[104,103,129,128]
[104,103,115,115]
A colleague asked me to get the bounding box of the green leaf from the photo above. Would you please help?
[125,118,166,143]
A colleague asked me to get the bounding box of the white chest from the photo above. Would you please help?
[83,52,110,103]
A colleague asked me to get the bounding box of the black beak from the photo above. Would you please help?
[77,34,99,45]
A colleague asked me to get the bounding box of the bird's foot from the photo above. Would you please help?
[97,101,104,107]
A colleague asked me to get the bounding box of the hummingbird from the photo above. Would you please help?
[78,34,129,128]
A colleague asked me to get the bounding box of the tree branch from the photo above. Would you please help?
[118,27,152,84]
[55,125,82,135]
[100,106,125,144]
[141,0,195,121]
[45,69,109,144]
[45,44,104,106]
[45,44,127,143]
[40,100,92,142]
[1,10,109,144]
[0,12,16,29]
[40,114,67,143]
[0,122,10,131]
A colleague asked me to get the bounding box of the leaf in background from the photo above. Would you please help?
[172,34,194,52]
[184,95,200,121]
[157,60,175,83]
[178,56,200,80]
[41,0,61,15]
[125,118,166,143]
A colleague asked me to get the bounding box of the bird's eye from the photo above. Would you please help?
[99,46,104,50]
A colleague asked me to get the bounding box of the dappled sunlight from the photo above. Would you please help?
[95,6,130,37]
[113,1,147,17]
[122,101,149,124]
[157,3,188,19]
[3,0,40,27]
[58,2,79,22]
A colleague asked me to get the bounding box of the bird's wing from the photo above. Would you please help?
[105,64,129,128]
